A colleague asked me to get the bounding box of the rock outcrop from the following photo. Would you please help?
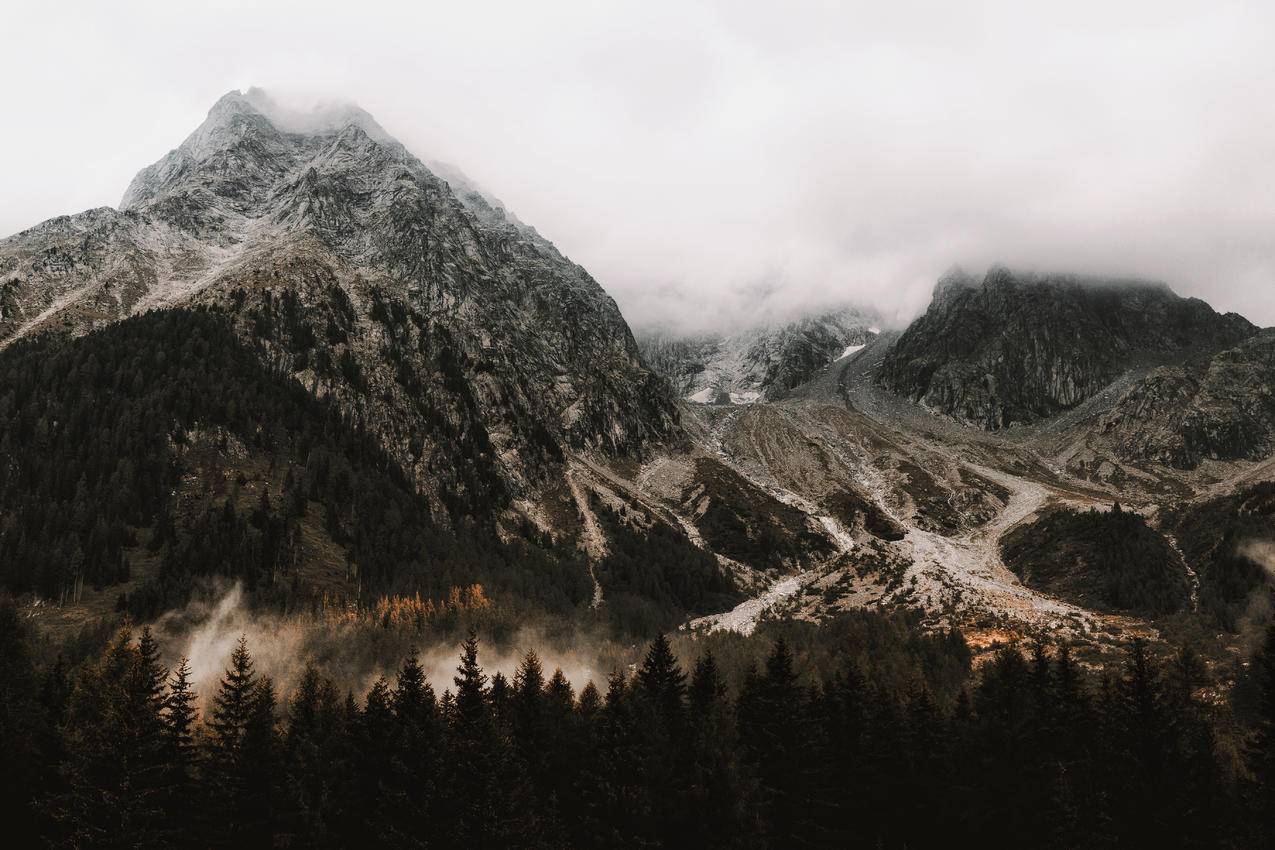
[1099,329,1275,468]
[877,266,1255,429]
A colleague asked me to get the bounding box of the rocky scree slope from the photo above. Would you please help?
[0,88,678,512]
[876,266,1255,430]
[1097,329,1275,469]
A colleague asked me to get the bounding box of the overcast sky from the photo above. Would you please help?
[4,0,1274,332]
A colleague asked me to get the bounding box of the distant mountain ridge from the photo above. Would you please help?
[876,266,1256,429]
[637,306,880,404]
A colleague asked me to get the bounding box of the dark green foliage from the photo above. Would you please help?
[1168,482,1275,630]
[593,502,740,635]
[1250,623,1275,840]
[1002,503,1191,615]
[689,459,834,571]
[4,617,1275,848]
[0,598,56,838]
[0,308,593,619]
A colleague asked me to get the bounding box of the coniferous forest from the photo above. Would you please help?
[3,596,1275,849]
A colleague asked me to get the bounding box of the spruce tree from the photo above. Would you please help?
[1249,622,1275,837]
[635,633,687,730]
[59,625,168,847]
[237,676,281,846]
[388,653,440,843]
[163,656,199,826]
[443,632,521,846]
[209,635,257,757]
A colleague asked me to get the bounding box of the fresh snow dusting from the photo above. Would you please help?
[869,326,881,334]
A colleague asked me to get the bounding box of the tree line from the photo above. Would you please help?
[3,598,1275,848]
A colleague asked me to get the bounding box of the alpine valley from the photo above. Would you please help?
[4,89,1275,658]
[7,87,1275,849]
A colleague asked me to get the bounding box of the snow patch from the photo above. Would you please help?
[729,391,760,405]
[837,343,866,361]
[687,387,716,404]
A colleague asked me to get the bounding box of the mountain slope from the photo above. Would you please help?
[0,89,677,510]
[1098,329,1275,468]
[0,308,594,621]
[877,266,1255,429]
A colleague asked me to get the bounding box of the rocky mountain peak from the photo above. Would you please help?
[931,264,976,305]
[2,87,679,509]
[877,266,1257,429]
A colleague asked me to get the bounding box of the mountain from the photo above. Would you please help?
[7,90,1275,671]
[876,265,1256,429]
[0,89,677,511]
[1098,329,1275,468]
[637,306,880,404]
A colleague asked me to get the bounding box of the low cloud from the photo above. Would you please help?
[1236,539,1275,655]
[5,1,1275,334]
[147,579,626,712]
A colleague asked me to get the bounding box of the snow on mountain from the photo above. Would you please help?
[1,88,678,508]
[637,307,881,404]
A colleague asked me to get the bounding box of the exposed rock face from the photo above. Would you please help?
[877,266,1255,429]
[637,306,879,404]
[0,88,678,508]
[1099,329,1275,468]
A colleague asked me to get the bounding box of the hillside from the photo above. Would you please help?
[877,266,1255,429]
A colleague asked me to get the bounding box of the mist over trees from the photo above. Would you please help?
[4,599,1275,848]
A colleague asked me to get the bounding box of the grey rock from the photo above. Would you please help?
[0,88,678,509]
[1100,329,1275,468]
[877,265,1255,429]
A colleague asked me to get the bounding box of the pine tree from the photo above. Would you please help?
[452,631,489,729]
[443,632,522,846]
[350,677,396,845]
[685,651,742,844]
[59,625,168,846]
[209,635,257,757]
[578,681,602,720]
[387,653,440,843]
[237,676,281,846]
[1249,622,1275,837]
[135,626,168,714]
[512,649,547,763]
[206,636,278,848]
[0,598,54,838]
[163,657,199,802]
[635,633,687,730]
[689,651,726,719]
[283,664,345,844]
